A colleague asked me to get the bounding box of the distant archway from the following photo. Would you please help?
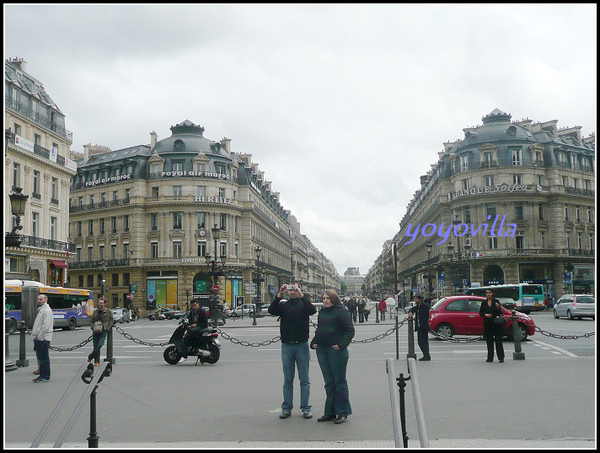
[483,265,505,285]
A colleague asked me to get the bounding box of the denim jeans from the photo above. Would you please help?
[33,339,51,379]
[281,342,311,413]
[88,332,107,363]
[316,346,352,416]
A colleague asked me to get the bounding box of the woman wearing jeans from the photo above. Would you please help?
[311,289,355,424]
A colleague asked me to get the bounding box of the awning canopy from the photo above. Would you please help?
[50,260,67,268]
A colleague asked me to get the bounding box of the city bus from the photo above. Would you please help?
[466,283,545,313]
[5,279,95,333]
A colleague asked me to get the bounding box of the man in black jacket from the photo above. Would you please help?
[408,295,431,361]
[183,300,208,358]
[269,283,317,420]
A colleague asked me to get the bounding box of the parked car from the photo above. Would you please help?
[553,294,595,320]
[229,304,256,317]
[429,296,535,341]
[162,308,185,320]
[112,308,131,323]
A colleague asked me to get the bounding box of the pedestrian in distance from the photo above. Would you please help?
[378,299,387,321]
[357,298,366,323]
[311,289,355,424]
[31,294,53,382]
[268,283,317,420]
[347,297,357,323]
[88,297,115,366]
[479,289,505,363]
[408,295,431,361]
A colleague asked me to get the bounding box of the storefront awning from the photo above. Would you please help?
[50,260,67,268]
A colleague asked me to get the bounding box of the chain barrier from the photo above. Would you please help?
[50,335,94,352]
[428,330,484,343]
[114,325,169,347]
[534,326,595,340]
[47,319,595,352]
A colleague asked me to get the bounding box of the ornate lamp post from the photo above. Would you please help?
[99,261,107,299]
[6,187,29,248]
[252,246,265,326]
[423,242,435,299]
[204,224,226,326]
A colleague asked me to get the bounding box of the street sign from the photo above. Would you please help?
[126,294,131,299]
[212,285,220,293]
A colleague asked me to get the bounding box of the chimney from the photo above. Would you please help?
[8,57,27,72]
[220,137,231,152]
[150,131,158,150]
[83,143,91,163]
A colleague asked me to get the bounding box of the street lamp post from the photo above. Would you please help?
[99,261,107,299]
[252,246,265,326]
[204,225,226,326]
[6,187,29,248]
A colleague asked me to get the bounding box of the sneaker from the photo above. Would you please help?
[419,356,431,361]
[279,412,291,419]
[33,376,49,383]
[302,411,313,419]
[33,369,40,375]
[94,362,100,366]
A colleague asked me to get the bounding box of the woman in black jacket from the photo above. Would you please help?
[479,289,505,363]
[311,289,355,424]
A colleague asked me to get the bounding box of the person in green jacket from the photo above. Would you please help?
[88,298,114,365]
[311,289,355,424]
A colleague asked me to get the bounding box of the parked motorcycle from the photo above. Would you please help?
[148,310,165,321]
[163,318,221,364]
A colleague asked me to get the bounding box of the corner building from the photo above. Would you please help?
[385,109,594,303]
[5,58,76,285]
[68,120,339,310]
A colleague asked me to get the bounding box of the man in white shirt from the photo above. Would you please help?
[31,294,53,382]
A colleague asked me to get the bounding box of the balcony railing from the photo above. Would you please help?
[5,95,73,142]
[69,259,130,269]
[15,235,70,252]
[70,198,131,213]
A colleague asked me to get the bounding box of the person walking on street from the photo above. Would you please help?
[408,295,431,361]
[311,289,355,424]
[347,297,357,323]
[378,299,387,321]
[269,283,316,420]
[31,294,53,382]
[357,299,366,323]
[88,298,114,365]
[479,289,505,363]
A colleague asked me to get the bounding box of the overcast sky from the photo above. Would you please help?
[4,4,597,276]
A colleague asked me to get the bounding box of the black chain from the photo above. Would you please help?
[114,325,169,347]
[47,321,595,352]
[534,326,595,340]
[50,335,94,351]
[428,330,484,343]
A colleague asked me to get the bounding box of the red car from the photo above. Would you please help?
[429,296,536,341]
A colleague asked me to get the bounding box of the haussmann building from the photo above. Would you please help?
[67,120,340,312]
[372,109,595,303]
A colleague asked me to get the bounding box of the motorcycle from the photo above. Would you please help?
[148,310,165,321]
[163,318,221,365]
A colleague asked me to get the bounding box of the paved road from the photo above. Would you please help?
[4,311,596,448]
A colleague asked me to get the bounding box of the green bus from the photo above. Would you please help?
[466,283,545,313]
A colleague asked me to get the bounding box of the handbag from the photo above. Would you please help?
[93,321,104,333]
[494,316,507,326]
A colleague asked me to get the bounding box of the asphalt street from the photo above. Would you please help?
[4,311,596,449]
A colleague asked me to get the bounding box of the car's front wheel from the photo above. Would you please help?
[553,309,559,319]
[435,323,454,338]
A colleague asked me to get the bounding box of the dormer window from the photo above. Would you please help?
[174,139,185,151]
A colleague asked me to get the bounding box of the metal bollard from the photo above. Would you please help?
[17,320,29,367]
[511,310,525,360]
[407,316,417,359]
[105,328,116,364]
